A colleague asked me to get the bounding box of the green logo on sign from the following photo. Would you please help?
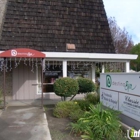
[106,75,112,87]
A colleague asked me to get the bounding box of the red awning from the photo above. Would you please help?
[0,48,45,58]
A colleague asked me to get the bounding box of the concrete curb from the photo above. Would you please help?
[120,121,140,140]
[43,107,52,140]
[0,109,3,116]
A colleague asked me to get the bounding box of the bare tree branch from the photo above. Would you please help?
[108,17,134,54]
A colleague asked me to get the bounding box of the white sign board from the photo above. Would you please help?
[100,73,140,122]
[119,93,140,122]
[100,89,118,110]
[100,73,140,96]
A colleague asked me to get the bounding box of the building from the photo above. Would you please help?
[0,0,137,101]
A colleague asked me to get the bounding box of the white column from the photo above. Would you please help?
[63,60,67,77]
[102,64,105,73]
[125,61,130,73]
[91,63,95,83]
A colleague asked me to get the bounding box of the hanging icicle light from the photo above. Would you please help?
[24,58,27,66]
[44,60,47,72]
[15,58,18,68]
[31,58,34,73]
[105,62,107,71]
[9,58,12,71]
[35,58,38,68]
[91,62,96,68]
[0,59,4,71]
[77,61,79,68]
[118,62,120,72]
[18,58,21,65]
[72,61,75,70]
[5,58,8,72]
[40,58,42,66]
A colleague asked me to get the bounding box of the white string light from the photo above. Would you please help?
[9,58,12,71]
[31,58,34,73]
[24,58,27,66]
[72,62,75,70]
[44,63,47,71]
[5,58,8,72]
[18,58,21,65]
[40,58,42,66]
[15,58,18,68]
[77,62,79,68]
[105,62,108,71]
[35,58,38,68]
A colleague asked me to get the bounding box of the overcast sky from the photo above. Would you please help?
[103,0,140,45]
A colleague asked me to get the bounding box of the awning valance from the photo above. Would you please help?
[0,48,45,58]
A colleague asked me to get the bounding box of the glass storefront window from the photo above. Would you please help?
[38,61,62,93]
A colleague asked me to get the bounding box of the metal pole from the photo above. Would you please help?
[3,58,6,110]
[41,58,44,108]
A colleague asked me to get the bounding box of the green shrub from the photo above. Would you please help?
[84,92,100,104]
[77,77,95,94]
[54,77,79,100]
[70,103,124,140]
[74,99,91,111]
[53,101,81,118]
[69,108,84,122]
[95,83,100,94]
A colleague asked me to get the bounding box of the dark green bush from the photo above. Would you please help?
[84,92,100,105]
[53,101,81,118]
[54,77,79,100]
[77,77,95,94]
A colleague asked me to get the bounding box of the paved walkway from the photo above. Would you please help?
[0,106,51,140]
[7,99,61,107]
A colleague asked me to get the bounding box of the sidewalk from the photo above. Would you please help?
[7,99,61,107]
[0,106,52,140]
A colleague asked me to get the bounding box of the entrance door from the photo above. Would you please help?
[13,62,37,100]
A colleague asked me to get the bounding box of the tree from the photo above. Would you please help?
[108,17,134,54]
[54,77,79,101]
[130,43,140,71]
[77,77,95,93]
[70,77,95,101]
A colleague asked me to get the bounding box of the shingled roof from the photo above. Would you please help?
[0,0,115,53]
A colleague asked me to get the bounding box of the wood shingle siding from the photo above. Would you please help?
[0,0,115,53]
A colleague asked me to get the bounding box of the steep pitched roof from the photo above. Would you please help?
[0,0,115,53]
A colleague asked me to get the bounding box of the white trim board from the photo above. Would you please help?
[43,52,138,61]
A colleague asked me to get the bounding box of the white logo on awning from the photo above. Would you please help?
[11,50,17,56]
